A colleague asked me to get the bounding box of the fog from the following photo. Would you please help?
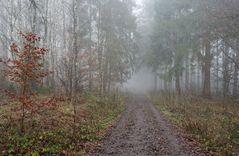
[125,67,155,93]
[1,0,239,155]
[0,0,239,98]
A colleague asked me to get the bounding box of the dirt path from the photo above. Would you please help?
[91,95,205,156]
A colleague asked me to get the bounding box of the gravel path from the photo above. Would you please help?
[91,95,205,156]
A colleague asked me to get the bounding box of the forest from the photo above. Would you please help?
[0,0,239,155]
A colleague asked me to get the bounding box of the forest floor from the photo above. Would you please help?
[0,94,126,155]
[90,95,205,156]
[151,95,239,155]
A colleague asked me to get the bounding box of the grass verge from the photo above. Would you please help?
[151,94,239,156]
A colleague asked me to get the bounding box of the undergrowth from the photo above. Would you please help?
[0,93,126,155]
[151,94,239,156]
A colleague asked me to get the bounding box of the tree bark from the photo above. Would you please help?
[202,38,212,99]
[154,73,158,92]
[222,43,230,99]
[233,63,238,97]
[175,72,181,95]
[185,55,189,92]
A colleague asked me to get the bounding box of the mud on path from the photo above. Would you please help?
[91,95,205,156]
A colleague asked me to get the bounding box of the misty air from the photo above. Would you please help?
[0,0,238,155]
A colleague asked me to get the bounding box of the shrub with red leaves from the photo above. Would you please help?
[0,32,53,134]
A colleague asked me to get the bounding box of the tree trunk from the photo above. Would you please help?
[176,72,181,95]
[96,1,104,96]
[185,56,189,92]
[154,73,158,92]
[190,56,195,94]
[30,0,37,33]
[72,0,78,95]
[233,64,238,97]
[202,38,212,99]
[88,0,93,92]
[222,43,230,99]
[216,40,220,95]
[197,58,201,95]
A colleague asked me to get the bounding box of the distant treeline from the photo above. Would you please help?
[144,0,239,99]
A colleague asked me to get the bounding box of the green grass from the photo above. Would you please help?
[151,95,239,156]
[0,93,126,155]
